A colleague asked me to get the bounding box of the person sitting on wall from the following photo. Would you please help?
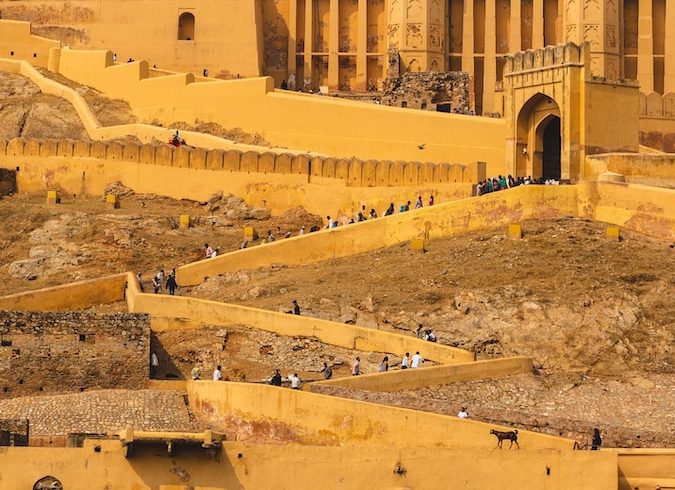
[321,362,333,380]
[423,330,437,342]
[384,203,395,216]
[169,130,186,147]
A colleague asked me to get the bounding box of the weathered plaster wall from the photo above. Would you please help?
[0,311,149,395]
[585,153,675,179]
[188,380,576,450]
[0,274,127,311]
[0,438,619,489]
[312,356,533,392]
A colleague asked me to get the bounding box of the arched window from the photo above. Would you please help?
[178,12,195,41]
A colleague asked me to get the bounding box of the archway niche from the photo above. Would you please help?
[178,12,195,40]
[515,93,561,179]
[538,115,561,180]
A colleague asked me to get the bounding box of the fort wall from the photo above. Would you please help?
[0,137,480,214]
[188,380,576,450]
[173,182,674,286]
[127,290,473,365]
[0,438,618,489]
[585,153,675,180]
[0,274,127,311]
[3,25,505,170]
[311,356,533,392]
[0,311,150,396]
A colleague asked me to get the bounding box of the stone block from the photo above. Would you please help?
[274,153,293,173]
[508,224,522,239]
[190,147,207,169]
[240,151,259,173]
[46,190,60,204]
[179,215,191,229]
[222,150,241,171]
[106,194,120,209]
[244,226,258,240]
[206,149,224,170]
[410,238,425,253]
[139,144,156,164]
[258,152,276,174]
[607,226,620,241]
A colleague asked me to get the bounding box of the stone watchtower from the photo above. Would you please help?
[497,42,640,183]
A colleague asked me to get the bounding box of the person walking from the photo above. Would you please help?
[166,273,177,296]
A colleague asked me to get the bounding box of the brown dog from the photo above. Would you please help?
[490,429,519,449]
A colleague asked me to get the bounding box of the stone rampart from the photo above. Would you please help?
[0,137,483,187]
[0,311,150,396]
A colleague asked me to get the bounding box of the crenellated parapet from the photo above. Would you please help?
[0,137,485,187]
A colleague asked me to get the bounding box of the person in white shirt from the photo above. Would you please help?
[204,243,214,258]
[401,352,410,369]
[411,351,424,368]
[351,357,363,376]
[457,407,469,419]
[213,365,223,381]
[288,373,301,389]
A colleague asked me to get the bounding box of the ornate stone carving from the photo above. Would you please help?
[429,24,442,49]
[406,0,423,20]
[406,23,423,48]
[583,24,600,48]
[605,25,617,49]
[388,24,400,48]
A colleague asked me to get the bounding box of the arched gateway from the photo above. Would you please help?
[499,43,640,183]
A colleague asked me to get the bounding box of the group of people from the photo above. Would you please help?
[325,195,436,229]
[476,174,562,196]
[136,269,178,295]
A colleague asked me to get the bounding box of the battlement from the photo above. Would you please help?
[502,43,587,77]
[640,91,675,118]
[0,137,484,188]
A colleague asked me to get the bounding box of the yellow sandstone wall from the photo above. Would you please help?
[188,380,576,450]
[312,356,533,392]
[0,274,127,311]
[0,438,618,490]
[0,0,263,77]
[585,153,675,179]
[127,290,473,364]
[174,182,674,285]
[618,449,675,490]
[0,139,476,215]
[47,42,506,169]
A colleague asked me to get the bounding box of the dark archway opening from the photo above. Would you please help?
[542,116,561,180]
[178,12,195,41]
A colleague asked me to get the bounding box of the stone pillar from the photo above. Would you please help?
[665,0,675,93]
[328,0,339,89]
[509,0,521,53]
[462,0,474,76]
[356,0,367,91]
[288,0,297,79]
[637,0,654,92]
[304,0,313,87]
[533,0,544,48]
[483,0,496,113]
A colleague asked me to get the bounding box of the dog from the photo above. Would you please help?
[490,429,519,449]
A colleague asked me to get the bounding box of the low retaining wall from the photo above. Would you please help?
[128,291,473,364]
[311,357,532,392]
[585,153,675,179]
[187,381,576,450]
[0,274,127,311]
